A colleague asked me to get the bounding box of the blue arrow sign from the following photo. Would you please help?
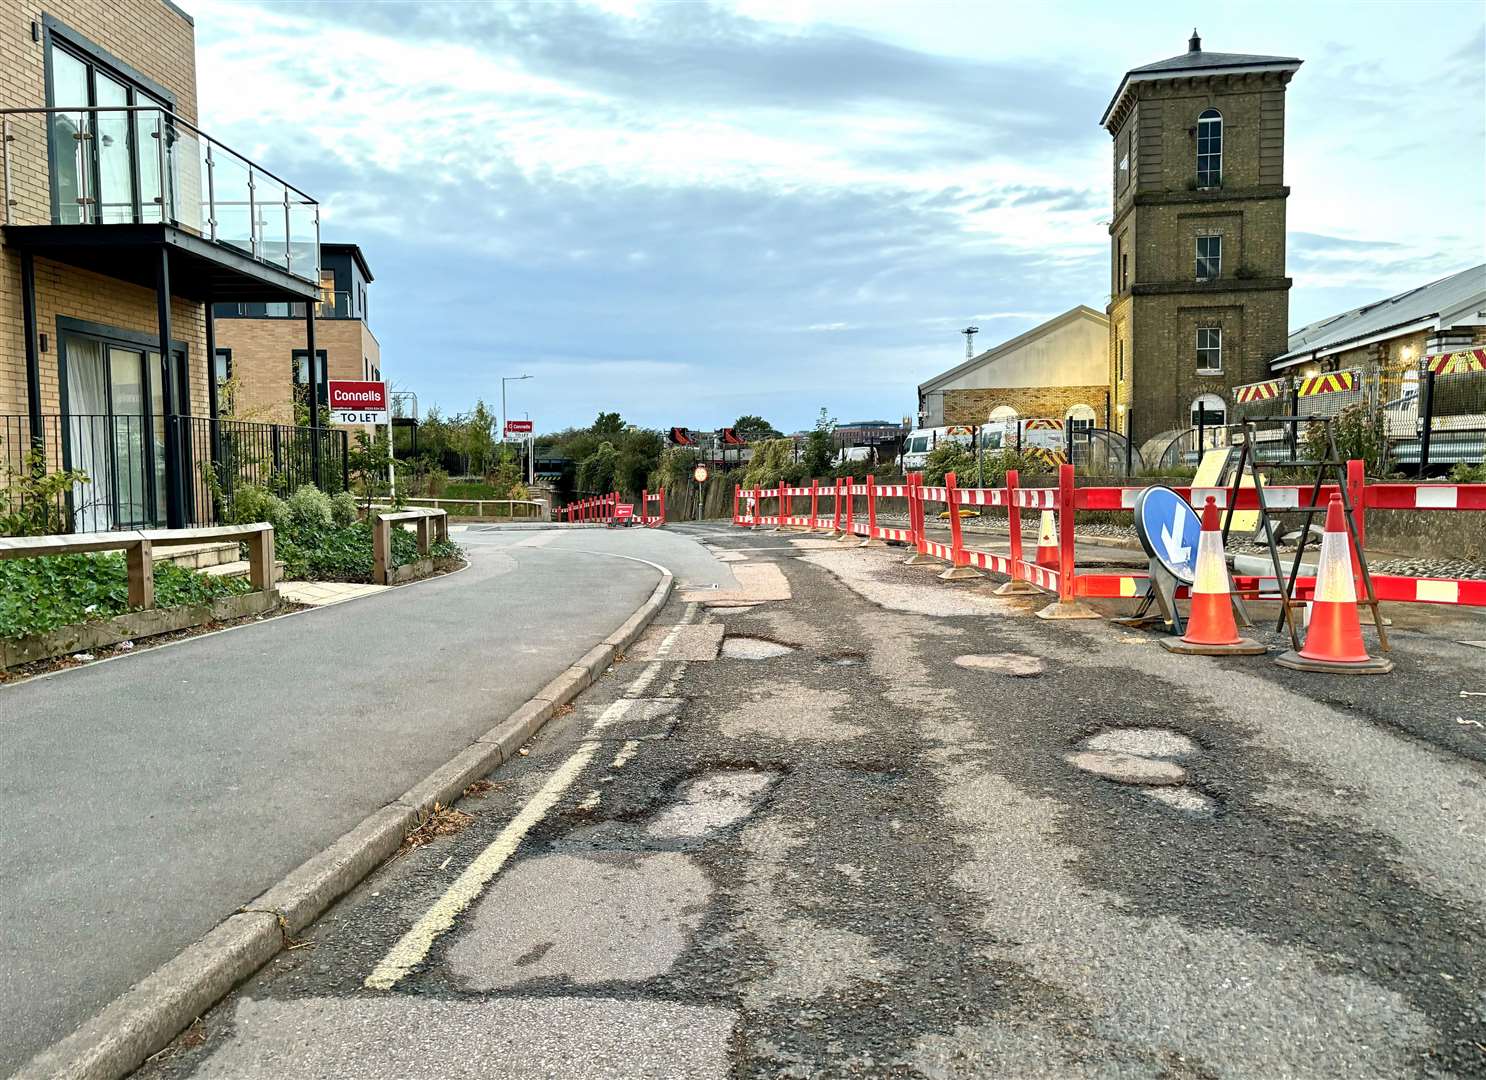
[1133,486,1203,583]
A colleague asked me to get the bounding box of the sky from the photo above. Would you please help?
[192,0,1486,434]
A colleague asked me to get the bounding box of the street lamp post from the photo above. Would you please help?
[502,373,531,475]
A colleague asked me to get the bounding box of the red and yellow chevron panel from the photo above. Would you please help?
[1234,378,1283,404]
[1023,418,1065,430]
[1296,370,1356,397]
[1425,348,1486,376]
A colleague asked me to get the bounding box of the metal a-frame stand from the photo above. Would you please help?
[1223,417,1388,653]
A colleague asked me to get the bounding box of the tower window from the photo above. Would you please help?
[1196,109,1222,187]
[1196,235,1221,281]
[1196,327,1222,373]
[1117,338,1125,382]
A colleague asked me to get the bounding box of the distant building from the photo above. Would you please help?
[1272,264,1486,380]
[834,420,904,446]
[917,306,1109,429]
[213,242,380,427]
[1102,31,1302,440]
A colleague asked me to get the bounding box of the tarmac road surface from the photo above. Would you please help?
[0,527,730,1076]
[133,523,1486,1080]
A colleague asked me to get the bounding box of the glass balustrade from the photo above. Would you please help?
[0,106,319,286]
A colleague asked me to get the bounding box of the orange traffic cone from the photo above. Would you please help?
[1162,497,1265,655]
[1276,495,1392,674]
[1035,510,1059,569]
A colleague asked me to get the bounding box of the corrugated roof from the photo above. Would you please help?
[1273,264,1486,368]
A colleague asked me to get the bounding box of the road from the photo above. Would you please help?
[133,523,1486,1080]
[0,526,732,1077]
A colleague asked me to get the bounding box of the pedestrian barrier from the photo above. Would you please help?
[639,489,666,527]
[730,461,1486,614]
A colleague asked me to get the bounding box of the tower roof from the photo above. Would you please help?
[1101,31,1301,128]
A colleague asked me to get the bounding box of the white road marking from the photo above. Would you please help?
[363,603,698,990]
[611,740,641,769]
[578,790,601,811]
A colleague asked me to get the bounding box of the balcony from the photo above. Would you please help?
[217,290,356,320]
[1,106,319,302]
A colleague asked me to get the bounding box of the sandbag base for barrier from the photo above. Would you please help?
[904,552,940,566]
[858,537,886,548]
[939,565,985,582]
[836,532,857,543]
[1160,636,1267,656]
[994,579,1044,596]
[1274,649,1393,675]
[1035,600,1101,620]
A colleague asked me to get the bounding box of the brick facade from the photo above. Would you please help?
[942,385,1109,427]
[0,0,200,417]
[215,315,381,429]
[1104,42,1298,438]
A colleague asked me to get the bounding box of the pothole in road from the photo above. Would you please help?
[953,653,1044,677]
[1141,785,1218,815]
[823,650,866,667]
[1078,727,1199,759]
[647,768,776,840]
[721,636,799,660]
[1064,750,1186,786]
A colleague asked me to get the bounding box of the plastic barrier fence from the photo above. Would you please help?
[730,462,1486,609]
[640,489,666,527]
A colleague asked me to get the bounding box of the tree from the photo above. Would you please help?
[592,412,625,437]
[457,401,496,476]
[802,407,836,478]
[733,414,780,442]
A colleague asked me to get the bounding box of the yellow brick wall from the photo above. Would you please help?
[0,0,199,417]
[215,316,382,431]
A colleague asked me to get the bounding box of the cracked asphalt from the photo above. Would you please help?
[136,523,1486,1080]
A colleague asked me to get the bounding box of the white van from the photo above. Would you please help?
[900,425,976,471]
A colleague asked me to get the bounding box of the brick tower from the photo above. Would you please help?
[1102,30,1302,444]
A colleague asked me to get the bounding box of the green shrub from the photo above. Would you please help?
[0,554,249,640]
[923,442,974,485]
[330,490,359,527]
[225,485,289,531]
[1449,462,1486,483]
[286,484,334,530]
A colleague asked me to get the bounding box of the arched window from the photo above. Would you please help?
[1065,404,1096,433]
[1196,109,1222,187]
[989,405,1018,422]
[1190,393,1226,428]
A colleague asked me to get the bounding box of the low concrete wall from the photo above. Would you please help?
[1367,507,1486,563]
[2,590,279,670]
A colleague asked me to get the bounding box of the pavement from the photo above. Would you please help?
[129,522,1486,1080]
[0,526,731,1077]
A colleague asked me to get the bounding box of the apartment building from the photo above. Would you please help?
[0,0,326,530]
[212,242,380,425]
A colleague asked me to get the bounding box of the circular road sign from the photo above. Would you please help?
[1133,486,1203,584]
[693,464,710,483]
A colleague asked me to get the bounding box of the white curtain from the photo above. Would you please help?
[64,338,110,532]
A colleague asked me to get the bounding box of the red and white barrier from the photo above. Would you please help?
[730,459,1486,611]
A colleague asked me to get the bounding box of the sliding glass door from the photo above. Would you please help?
[61,332,189,530]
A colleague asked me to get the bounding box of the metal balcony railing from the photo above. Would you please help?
[0,105,319,285]
[217,290,355,320]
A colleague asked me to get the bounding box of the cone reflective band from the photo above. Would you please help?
[1035,510,1059,568]
[1184,497,1240,645]
[1300,495,1365,661]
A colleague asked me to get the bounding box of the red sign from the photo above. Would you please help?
[328,381,388,411]
[615,504,635,521]
[504,419,534,435]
